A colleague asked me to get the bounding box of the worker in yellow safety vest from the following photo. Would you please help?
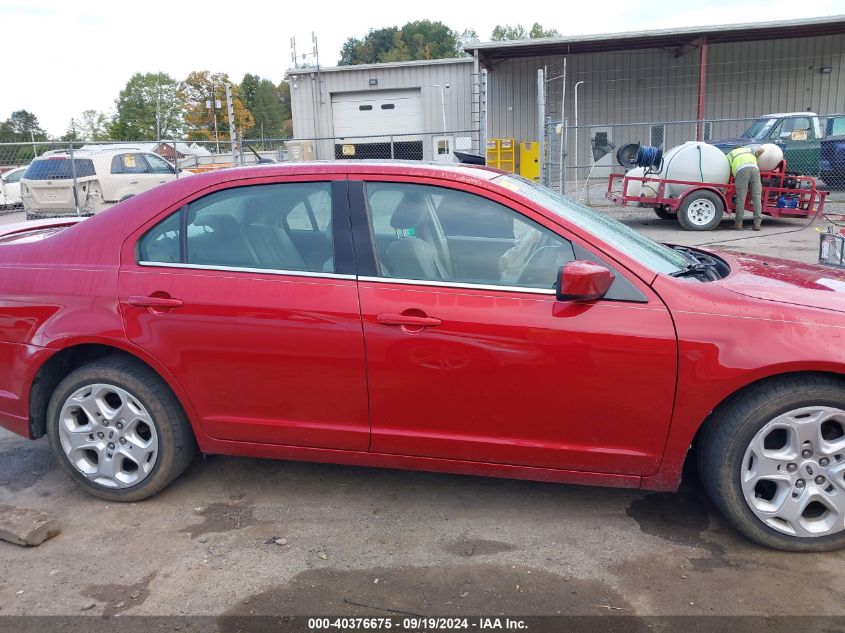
[727,146,765,231]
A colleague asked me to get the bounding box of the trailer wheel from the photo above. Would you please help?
[653,207,677,221]
[678,191,724,231]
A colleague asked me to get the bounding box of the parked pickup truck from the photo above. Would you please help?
[710,112,845,187]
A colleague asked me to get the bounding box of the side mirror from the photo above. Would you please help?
[556,261,614,302]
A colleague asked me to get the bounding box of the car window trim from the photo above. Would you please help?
[358,275,556,295]
[136,260,356,281]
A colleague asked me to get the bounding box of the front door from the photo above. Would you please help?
[770,116,821,175]
[353,179,677,476]
[118,177,370,450]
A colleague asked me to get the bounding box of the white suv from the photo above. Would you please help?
[21,148,180,219]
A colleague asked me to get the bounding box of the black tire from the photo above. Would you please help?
[698,375,845,551]
[46,356,196,502]
[119,195,134,202]
[25,212,39,221]
[677,190,724,231]
[653,207,677,221]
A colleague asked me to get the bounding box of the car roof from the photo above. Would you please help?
[761,112,819,118]
[208,160,506,181]
[35,148,154,159]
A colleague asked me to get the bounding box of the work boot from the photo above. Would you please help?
[753,219,762,231]
[733,221,743,230]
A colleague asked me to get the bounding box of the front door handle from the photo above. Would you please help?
[377,312,442,328]
[128,295,183,309]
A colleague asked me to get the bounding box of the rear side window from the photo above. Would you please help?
[23,158,95,180]
[111,153,149,174]
[138,212,181,263]
[137,183,335,273]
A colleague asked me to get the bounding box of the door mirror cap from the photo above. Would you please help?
[556,261,615,301]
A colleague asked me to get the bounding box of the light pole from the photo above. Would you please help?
[433,84,448,133]
[573,80,585,192]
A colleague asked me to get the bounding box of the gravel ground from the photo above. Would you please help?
[1,189,845,622]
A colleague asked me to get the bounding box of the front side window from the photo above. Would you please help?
[138,182,334,273]
[4,169,24,183]
[364,182,574,290]
[144,154,176,174]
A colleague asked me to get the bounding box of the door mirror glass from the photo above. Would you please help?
[556,261,614,301]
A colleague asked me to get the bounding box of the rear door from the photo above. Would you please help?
[118,175,370,450]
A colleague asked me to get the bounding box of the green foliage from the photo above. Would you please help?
[110,72,183,141]
[65,110,111,142]
[490,23,560,41]
[0,110,47,142]
[240,74,290,139]
[339,20,461,65]
[182,71,254,141]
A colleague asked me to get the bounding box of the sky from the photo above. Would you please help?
[1,0,841,136]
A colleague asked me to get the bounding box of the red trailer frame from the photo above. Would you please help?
[606,160,828,230]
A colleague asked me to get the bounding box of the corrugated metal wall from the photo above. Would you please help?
[486,34,845,142]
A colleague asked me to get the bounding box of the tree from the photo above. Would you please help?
[66,110,111,142]
[278,81,293,137]
[0,110,47,142]
[338,21,461,65]
[182,71,255,142]
[529,23,561,38]
[110,72,184,141]
[240,74,289,139]
[458,29,480,51]
[491,23,560,41]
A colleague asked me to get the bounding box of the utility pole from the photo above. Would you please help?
[155,75,162,143]
[225,83,238,165]
[206,85,221,154]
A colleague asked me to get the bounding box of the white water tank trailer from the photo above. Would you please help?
[624,166,662,198]
[755,143,784,171]
[652,141,731,197]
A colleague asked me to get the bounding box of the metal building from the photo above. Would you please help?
[464,16,845,185]
[286,57,480,161]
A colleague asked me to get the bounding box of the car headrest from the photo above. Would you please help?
[391,193,428,230]
[243,196,271,225]
[194,213,240,238]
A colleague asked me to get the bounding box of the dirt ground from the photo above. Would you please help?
[1,196,845,623]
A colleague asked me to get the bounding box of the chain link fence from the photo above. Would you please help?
[540,115,845,208]
[533,44,845,199]
[0,130,475,221]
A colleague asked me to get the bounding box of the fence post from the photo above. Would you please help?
[390,136,395,160]
[537,68,545,186]
[68,141,80,217]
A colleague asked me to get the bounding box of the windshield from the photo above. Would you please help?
[24,157,96,180]
[493,174,689,274]
[742,118,776,141]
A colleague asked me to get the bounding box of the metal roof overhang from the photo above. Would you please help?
[465,17,845,67]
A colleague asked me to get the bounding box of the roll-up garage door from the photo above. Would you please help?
[331,89,423,138]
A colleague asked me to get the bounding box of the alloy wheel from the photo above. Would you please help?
[58,383,159,489]
[741,406,845,537]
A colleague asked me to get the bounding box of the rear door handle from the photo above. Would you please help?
[377,312,442,327]
[128,295,183,309]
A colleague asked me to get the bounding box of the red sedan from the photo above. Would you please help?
[1,161,844,551]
